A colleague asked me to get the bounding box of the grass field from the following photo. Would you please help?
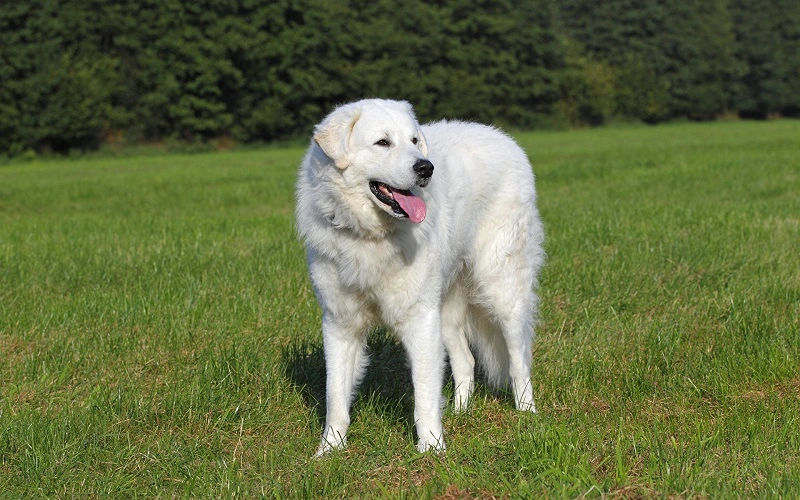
[1,120,799,497]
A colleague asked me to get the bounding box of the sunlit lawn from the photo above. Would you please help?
[1,119,798,497]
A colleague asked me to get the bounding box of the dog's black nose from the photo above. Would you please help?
[413,159,434,179]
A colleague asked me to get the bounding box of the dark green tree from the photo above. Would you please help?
[0,1,117,153]
[730,0,800,118]
[560,0,742,122]
[2,0,799,155]
[659,0,743,120]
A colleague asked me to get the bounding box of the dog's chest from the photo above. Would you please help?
[327,233,433,315]
[332,237,408,288]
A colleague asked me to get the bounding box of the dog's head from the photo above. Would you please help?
[313,99,432,224]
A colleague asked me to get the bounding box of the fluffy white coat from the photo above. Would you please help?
[295,99,545,455]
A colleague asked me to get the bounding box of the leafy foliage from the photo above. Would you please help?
[1,0,799,154]
[730,0,800,118]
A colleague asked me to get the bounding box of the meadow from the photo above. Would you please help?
[1,120,798,497]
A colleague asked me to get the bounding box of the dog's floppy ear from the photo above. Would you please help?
[313,104,361,169]
[417,129,429,157]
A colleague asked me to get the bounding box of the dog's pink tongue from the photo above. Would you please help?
[393,191,426,223]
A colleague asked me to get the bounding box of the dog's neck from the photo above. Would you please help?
[316,186,395,241]
[321,204,393,240]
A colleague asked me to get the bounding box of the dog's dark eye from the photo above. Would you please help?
[374,139,391,147]
[412,137,418,145]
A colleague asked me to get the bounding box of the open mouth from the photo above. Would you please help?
[369,181,427,223]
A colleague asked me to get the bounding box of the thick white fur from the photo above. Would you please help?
[295,99,544,455]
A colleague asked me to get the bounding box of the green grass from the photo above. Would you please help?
[1,120,799,497]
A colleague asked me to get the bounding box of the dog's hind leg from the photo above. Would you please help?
[502,302,537,412]
[441,281,475,412]
[473,215,542,412]
[477,285,537,412]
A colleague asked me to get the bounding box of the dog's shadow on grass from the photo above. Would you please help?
[282,328,416,433]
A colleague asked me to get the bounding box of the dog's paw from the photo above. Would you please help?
[416,435,446,454]
[315,434,347,457]
[453,380,474,413]
[512,378,537,413]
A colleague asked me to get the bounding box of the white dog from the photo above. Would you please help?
[295,99,544,455]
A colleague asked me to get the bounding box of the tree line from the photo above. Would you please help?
[1,0,798,155]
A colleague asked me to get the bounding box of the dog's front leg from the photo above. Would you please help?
[399,310,446,453]
[316,313,368,456]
